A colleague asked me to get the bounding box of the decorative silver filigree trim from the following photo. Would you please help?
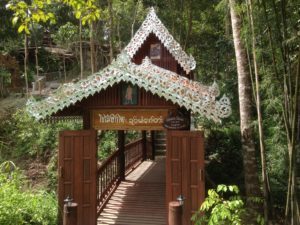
[124,7,196,74]
[26,52,231,122]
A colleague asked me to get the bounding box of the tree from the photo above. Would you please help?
[60,0,100,77]
[283,46,300,225]
[6,0,55,96]
[80,0,100,74]
[245,0,270,222]
[228,0,261,202]
[108,0,114,62]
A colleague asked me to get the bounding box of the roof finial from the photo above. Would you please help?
[149,6,156,14]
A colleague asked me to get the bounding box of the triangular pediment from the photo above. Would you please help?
[124,7,196,74]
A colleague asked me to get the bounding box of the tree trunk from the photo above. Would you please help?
[131,1,138,39]
[35,46,39,79]
[63,55,66,82]
[24,34,29,96]
[0,76,3,97]
[246,0,271,223]
[90,22,95,74]
[117,20,122,52]
[284,47,300,225]
[108,0,114,62]
[183,0,192,50]
[79,20,84,79]
[229,0,261,199]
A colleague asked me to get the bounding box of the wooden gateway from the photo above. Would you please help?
[27,7,231,225]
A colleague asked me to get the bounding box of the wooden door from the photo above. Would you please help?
[166,130,205,225]
[58,130,97,225]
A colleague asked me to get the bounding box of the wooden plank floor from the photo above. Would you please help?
[98,157,166,225]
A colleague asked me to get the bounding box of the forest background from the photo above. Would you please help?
[0,0,299,224]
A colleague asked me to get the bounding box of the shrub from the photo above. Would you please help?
[0,109,82,160]
[98,131,118,160]
[204,125,244,189]
[191,184,264,225]
[0,167,57,225]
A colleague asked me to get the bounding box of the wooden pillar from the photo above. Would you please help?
[63,203,78,225]
[118,130,125,181]
[142,131,147,160]
[151,131,155,161]
[168,201,182,225]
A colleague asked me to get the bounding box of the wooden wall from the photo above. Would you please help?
[79,83,176,109]
[132,33,192,79]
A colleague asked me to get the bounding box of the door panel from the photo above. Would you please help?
[166,131,205,225]
[59,130,97,225]
[166,134,182,207]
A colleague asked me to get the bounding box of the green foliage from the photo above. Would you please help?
[0,109,81,160]
[203,124,244,189]
[125,130,141,144]
[0,166,57,225]
[0,110,82,190]
[33,48,61,73]
[6,0,56,35]
[98,130,117,160]
[11,110,57,157]
[97,130,141,161]
[46,149,58,191]
[51,21,79,48]
[59,0,100,25]
[0,67,11,85]
[192,184,264,225]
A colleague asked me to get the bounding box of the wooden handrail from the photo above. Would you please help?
[125,139,143,172]
[97,150,120,174]
[97,150,120,215]
[124,138,143,150]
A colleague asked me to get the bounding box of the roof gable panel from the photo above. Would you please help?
[124,7,196,74]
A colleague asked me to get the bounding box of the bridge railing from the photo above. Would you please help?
[97,150,120,215]
[125,139,143,172]
[97,138,143,215]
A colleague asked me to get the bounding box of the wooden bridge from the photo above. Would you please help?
[97,139,167,225]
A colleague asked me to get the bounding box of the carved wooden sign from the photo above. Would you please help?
[163,112,189,130]
[91,109,169,130]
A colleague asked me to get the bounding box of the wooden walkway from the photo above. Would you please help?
[98,157,166,225]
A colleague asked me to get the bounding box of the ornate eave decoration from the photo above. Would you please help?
[124,7,196,74]
[26,53,231,122]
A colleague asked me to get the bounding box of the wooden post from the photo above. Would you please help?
[118,130,125,181]
[142,131,147,160]
[63,203,78,225]
[168,201,182,225]
[151,131,155,160]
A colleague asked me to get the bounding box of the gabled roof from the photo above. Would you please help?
[124,7,196,74]
[26,53,231,122]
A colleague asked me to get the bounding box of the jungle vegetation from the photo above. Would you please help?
[0,0,299,224]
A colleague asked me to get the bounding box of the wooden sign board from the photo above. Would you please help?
[163,116,189,130]
[91,109,169,130]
